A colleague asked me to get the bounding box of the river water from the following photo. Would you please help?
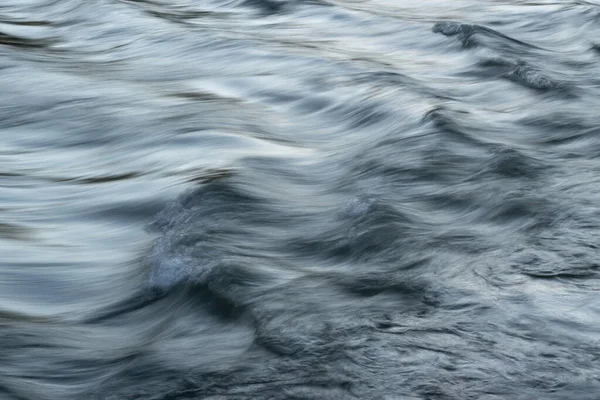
[2,0,600,399]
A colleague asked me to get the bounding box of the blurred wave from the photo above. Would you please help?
[2,0,600,399]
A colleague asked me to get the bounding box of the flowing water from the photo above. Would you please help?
[2,0,600,399]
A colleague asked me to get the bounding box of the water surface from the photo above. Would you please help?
[2,0,600,398]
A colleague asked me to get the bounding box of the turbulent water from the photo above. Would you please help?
[2,0,600,399]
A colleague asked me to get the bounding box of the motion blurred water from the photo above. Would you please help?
[2,0,600,398]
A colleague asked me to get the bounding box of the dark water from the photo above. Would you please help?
[2,0,600,398]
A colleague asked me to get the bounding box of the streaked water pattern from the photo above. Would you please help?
[2,0,600,398]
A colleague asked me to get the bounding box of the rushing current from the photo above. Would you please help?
[2,0,600,399]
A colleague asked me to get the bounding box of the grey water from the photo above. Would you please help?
[2,0,600,398]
